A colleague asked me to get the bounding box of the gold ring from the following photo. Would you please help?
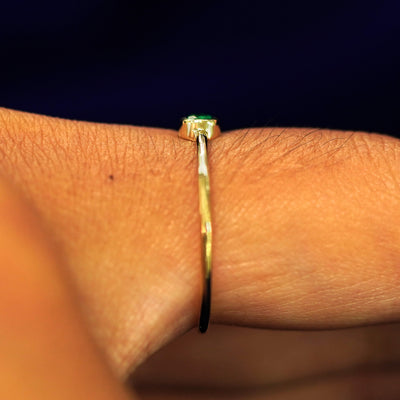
[178,115,221,333]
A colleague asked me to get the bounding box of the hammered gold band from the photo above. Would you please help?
[178,115,221,333]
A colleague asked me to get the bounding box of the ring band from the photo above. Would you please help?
[178,115,221,333]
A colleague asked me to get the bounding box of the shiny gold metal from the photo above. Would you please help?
[178,115,220,333]
[179,115,221,141]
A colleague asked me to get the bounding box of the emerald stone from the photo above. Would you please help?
[187,114,213,120]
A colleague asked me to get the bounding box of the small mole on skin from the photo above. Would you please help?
[109,175,114,181]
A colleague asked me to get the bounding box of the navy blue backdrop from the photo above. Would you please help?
[1,0,399,136]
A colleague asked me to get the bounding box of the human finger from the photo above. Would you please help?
[132,324,400,399]
[210,127,400,329]
[1,108,400,376]
[0,176,134,399]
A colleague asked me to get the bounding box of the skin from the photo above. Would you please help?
[0,107,400,399]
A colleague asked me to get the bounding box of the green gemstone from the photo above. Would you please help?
[197,114,213,119]
[187,114,213,120]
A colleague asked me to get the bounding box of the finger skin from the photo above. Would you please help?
[133,324,400,399]
[0,178,134,399]
[211,128,400,329]
[0,108,400,376]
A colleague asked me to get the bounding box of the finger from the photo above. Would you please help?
[0,108,206,375]
[210,128,400,329]
[2,108,400,375]
[0,177,134,399]
[133,324,400,399]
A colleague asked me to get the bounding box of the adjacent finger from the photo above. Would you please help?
[0,177,134,399]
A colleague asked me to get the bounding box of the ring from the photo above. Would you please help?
[178,115,221,333]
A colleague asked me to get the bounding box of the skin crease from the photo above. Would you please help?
[0,107,400,398]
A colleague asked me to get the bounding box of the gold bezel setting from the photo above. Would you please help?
[178,115,221,141]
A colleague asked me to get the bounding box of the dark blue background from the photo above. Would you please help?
[1,0,399,135]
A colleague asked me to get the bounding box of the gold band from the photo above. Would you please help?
[178,115,220,333]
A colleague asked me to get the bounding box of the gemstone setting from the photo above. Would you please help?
[178,115,221,141]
